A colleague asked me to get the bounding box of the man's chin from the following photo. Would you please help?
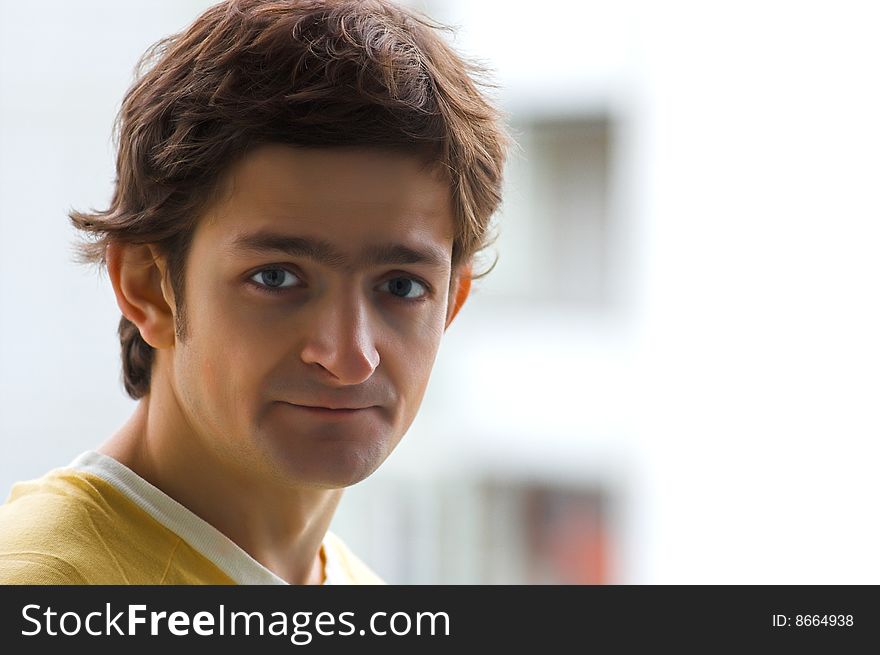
[277,462,384,490]
[260,438,392,490]
[252,405,400,486]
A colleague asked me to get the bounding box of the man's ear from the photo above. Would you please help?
[445,262,472,330]
[105,242,177,349]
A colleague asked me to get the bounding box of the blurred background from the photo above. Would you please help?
[1,0,879,584]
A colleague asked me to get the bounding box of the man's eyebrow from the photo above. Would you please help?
[227,231,450,271]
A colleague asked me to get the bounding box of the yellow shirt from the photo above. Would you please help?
[0,451,384,585]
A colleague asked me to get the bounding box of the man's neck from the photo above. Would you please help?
[97,393,343,585]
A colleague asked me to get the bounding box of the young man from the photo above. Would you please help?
[0,0,507,584]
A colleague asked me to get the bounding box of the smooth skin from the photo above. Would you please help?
[99,144,471,584]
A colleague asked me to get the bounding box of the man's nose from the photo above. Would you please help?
[299,291,380,385]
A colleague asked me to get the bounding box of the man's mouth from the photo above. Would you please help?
[281,402,375,417]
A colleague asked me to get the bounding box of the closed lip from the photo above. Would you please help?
[282,402,375,411]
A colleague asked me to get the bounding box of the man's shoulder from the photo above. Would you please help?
[0,467,105,535]
[0,554,89,584]
[323,530,386,585]
[0,466,179,584]
[0,468,103,583]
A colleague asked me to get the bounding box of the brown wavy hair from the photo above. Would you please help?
[69,0,509,400]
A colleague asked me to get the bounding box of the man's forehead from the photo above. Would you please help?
[195,145,457,272]
[223,144,451,197]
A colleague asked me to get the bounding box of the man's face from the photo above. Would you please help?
[166,144,458,489]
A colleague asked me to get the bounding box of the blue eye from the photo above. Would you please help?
[380,277,428,300]
[247,268,428,302]
[249,268,300,293]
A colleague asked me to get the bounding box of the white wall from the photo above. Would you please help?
[633,0,880,583]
